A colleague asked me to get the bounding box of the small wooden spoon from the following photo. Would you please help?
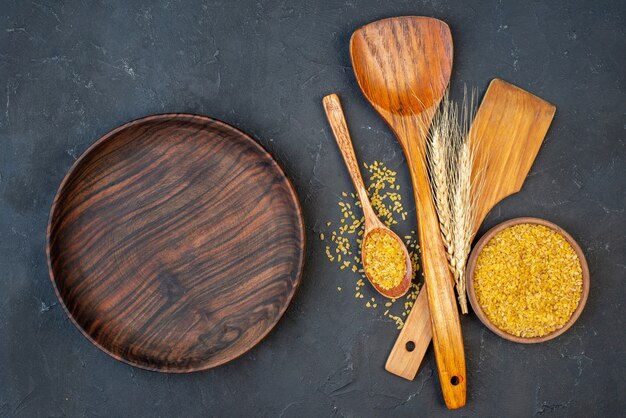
[323,93,411,299]
[350,17,465,409]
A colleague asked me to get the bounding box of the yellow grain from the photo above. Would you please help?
[363,230,406,290]
[321,161,423,328]
[474,223,583,338]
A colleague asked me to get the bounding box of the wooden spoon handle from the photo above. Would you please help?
[322,94,379,226]
[400,122,466,409]
[416,183,466,408]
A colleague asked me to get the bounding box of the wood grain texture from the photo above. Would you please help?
[322,93,412,299]
[46,114,305,372]
[386,80,556,380]
[466,217,590,344]
[470,80,557,231]
[350,17,465,409]
[322,94,381,228]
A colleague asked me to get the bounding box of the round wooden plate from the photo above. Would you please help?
[46,114,305,372]
[466,217,589,344]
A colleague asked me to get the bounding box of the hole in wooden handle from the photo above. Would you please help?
[450,376,460,386]
[405,341,415,352]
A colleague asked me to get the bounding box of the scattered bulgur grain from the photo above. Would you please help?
[322,161,422,327]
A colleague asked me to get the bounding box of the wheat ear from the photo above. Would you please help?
[451,87,481,313]
[451,136,473,313]
[427,87,479,314]
[427,92,455,264]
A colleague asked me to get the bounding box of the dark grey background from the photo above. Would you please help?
[1,0,624,417]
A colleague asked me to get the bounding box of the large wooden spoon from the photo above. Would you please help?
[350,17,465,408]
[323,93,412,299]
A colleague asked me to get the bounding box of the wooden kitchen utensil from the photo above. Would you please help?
[385,79,556,380]
[323,93,412,299]
[350,16,465,408]
[47,114,305,372]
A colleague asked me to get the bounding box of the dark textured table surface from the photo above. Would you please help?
[1,1,624,417]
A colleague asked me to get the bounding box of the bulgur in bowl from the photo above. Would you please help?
[466,217,590,344]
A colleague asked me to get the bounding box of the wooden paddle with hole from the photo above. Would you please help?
[385,79,556,380]
[351,16,465,409]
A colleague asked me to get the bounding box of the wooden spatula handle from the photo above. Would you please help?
[385,282,432,379]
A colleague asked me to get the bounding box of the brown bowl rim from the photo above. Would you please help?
[466,217,590,344]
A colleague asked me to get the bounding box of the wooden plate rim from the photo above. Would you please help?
[466,217,590,344]
[45,113,306,372]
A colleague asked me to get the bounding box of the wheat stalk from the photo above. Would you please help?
[427,87,479,314]
[427,92,456,267]
[451,136,473,312]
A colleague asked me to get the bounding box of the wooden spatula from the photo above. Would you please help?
[385,78,556,381]
[351,17,465,409]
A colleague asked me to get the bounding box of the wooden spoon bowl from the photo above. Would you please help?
[466,217,590,344]
[361,227,412,299]
[350,16,452,122]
